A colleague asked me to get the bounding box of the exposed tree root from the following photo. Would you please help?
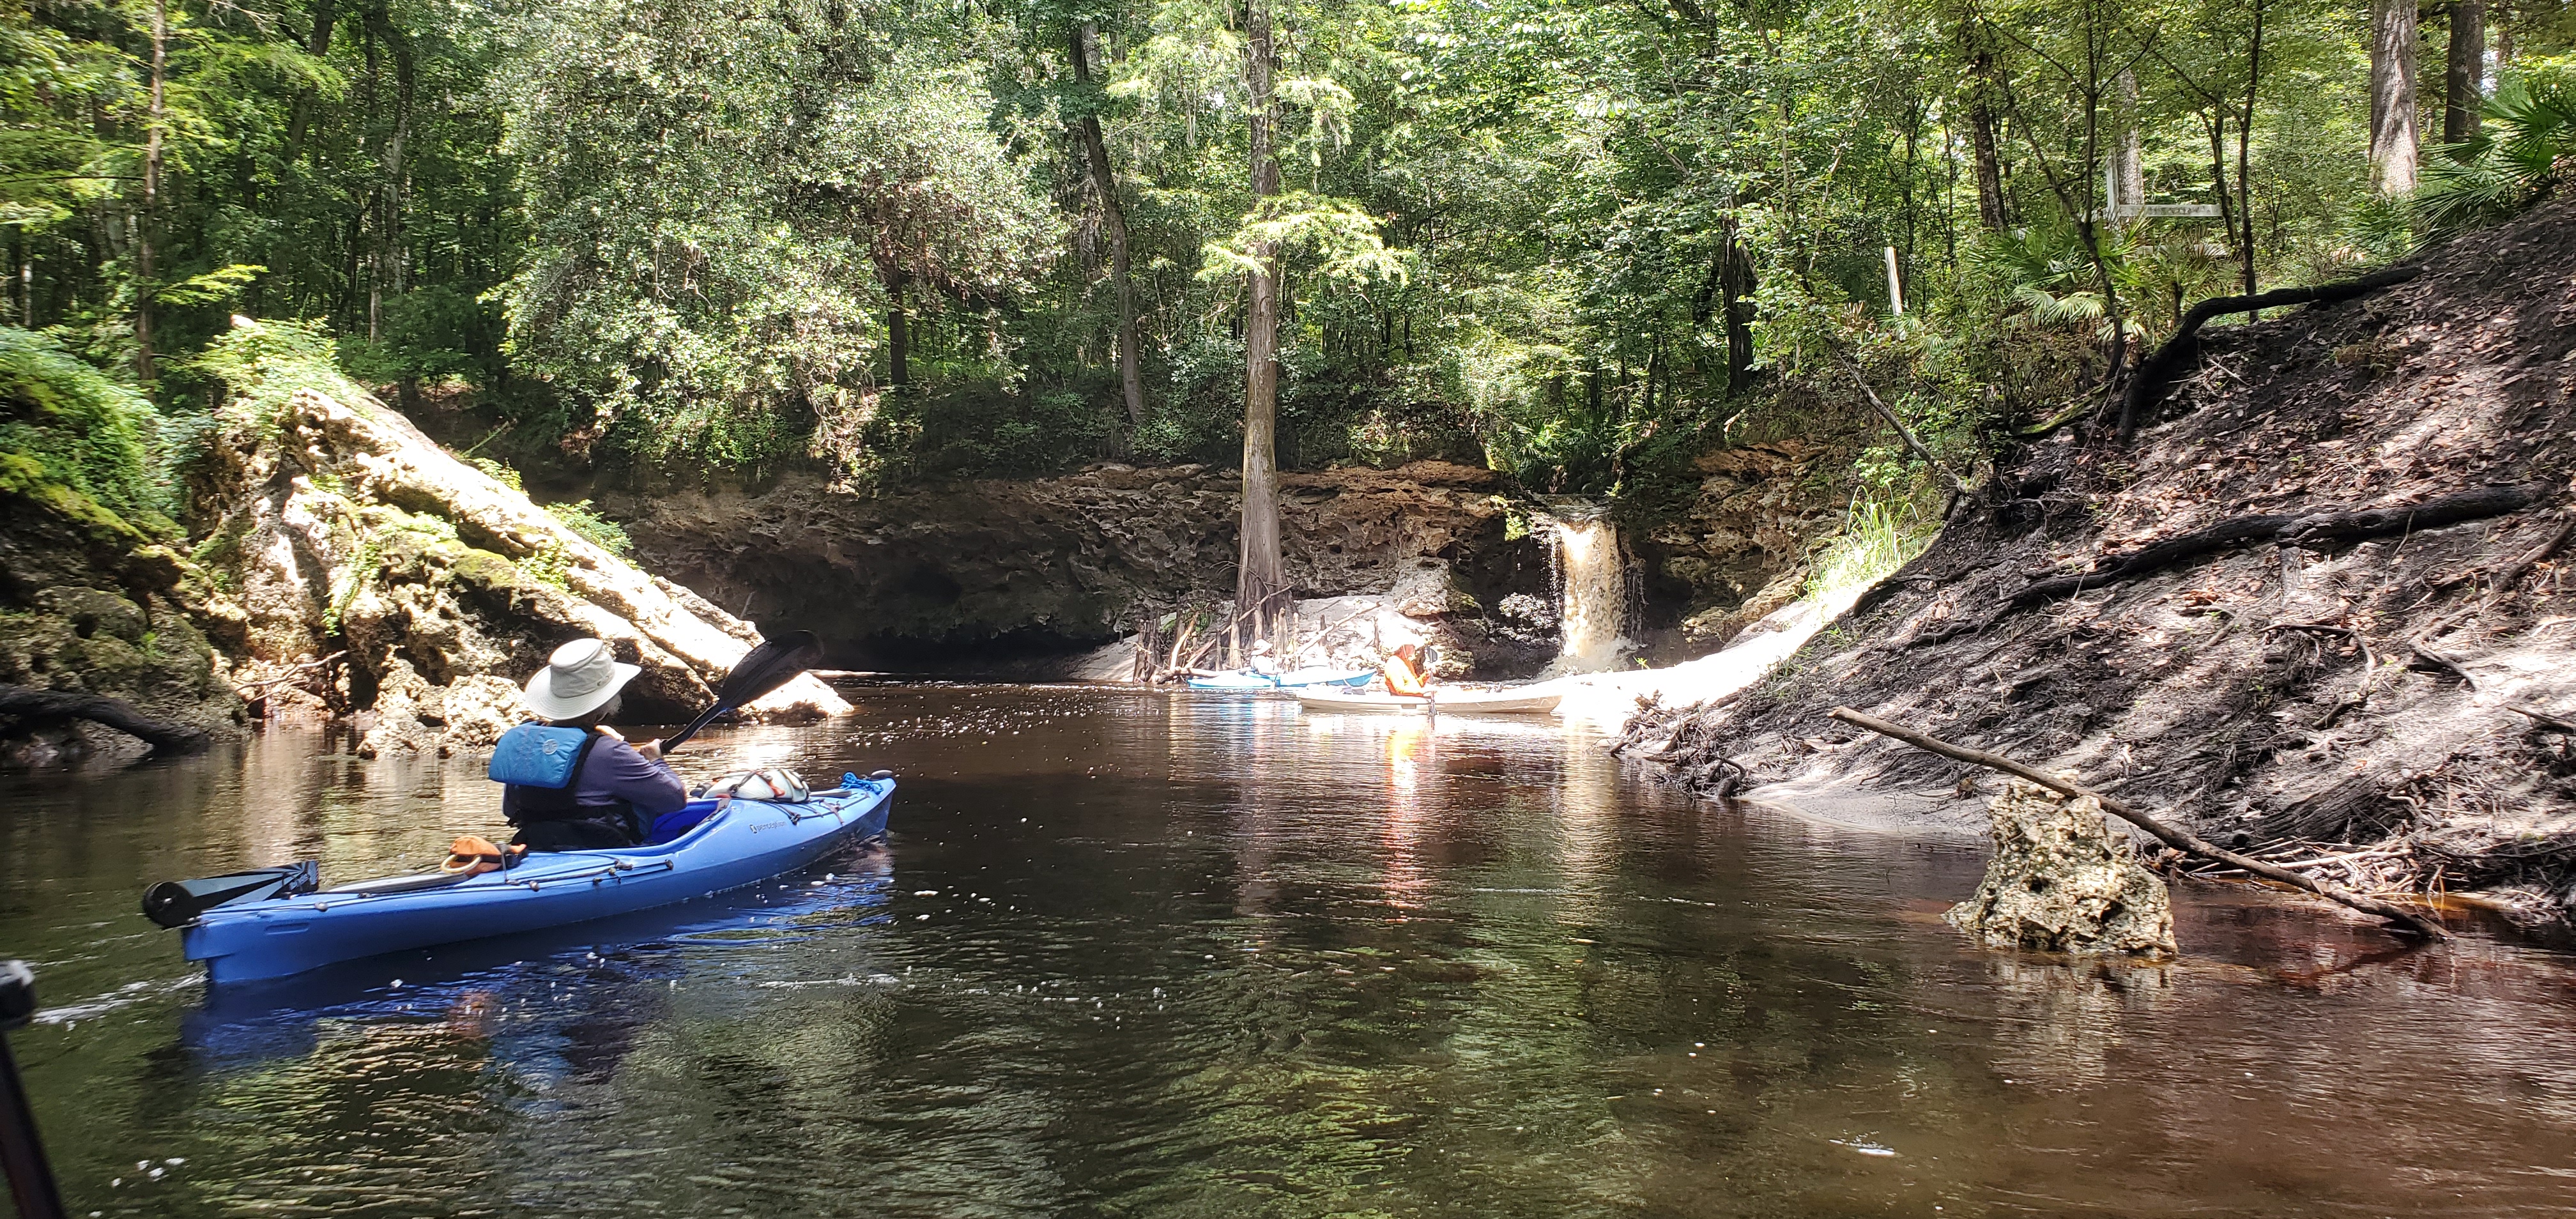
[0,684,214,755]
[2119,264,2424,438]
[2011,483,2548,608]
[1826,706,2450,940]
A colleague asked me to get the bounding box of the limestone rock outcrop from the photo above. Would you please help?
[1947,778,2179,956]
[606,459,1552,672]
[1643,440,1854,648]
[193,344,848,755]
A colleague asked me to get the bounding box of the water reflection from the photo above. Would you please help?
[1,687,2573,1217]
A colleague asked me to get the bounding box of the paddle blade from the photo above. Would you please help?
[662,630,825,751]
[717,630,824,709]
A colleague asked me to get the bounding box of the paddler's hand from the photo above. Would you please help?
[636,739,665,762]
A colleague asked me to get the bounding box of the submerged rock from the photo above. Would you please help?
[1947,778,2178,956]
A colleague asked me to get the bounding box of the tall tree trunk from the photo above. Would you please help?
[886,271,910,387]
[371,8,412,344]
[2204,111,2241,287]
[1720,221,1756,397]
[2444,0,2485,143]
[1234,0,1286,663]
[2370,0,2421,194]
[284,0,339,165]
[2237,0,2264,295]
[1965,39,2008,229]
[1069,22,1146,441]
[135,0,167,384]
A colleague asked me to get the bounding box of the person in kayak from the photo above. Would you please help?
[1246,639,1280,677]
[1379,643,1429,696]
[495,639,688,850]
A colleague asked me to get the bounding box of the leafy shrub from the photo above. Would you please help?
[191,318,383,433]
[546,499,633,556]
[0,325,176,533]
[1804,497,1936,604]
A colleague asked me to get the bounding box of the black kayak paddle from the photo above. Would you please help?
[660,630,825,752]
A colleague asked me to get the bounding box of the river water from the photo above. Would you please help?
[3,684,2573,1218]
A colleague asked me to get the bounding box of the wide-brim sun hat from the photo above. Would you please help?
[522,638,641,721]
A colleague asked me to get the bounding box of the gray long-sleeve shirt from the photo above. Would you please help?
[501,733,688,822]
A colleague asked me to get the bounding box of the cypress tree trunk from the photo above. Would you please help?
[1070,22,1146,441]
[1234,0,1286,663]
[2444,0,2485,144]
[2370,0,2421,194]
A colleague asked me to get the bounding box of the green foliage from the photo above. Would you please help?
[2418,60,2576,240]
[4,0,2557,503]
[1804,498,1938,604]
[190,319,378,431]
[546,499,634,557]
[496,3,1059,471]
[0,326,174,533]
[469,457,523,492]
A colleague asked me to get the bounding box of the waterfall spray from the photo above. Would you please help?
[1540,504,1627,676]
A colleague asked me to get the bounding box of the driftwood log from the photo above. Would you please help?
[0,684,214,755]
[2013,483,2547,608]
[2119,264,2424,439]
[1826,706,2448,940]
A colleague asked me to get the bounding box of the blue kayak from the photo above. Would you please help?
[179,778,894,983]
[1187,667,1375,691]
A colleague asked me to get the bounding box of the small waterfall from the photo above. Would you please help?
[1540,505,1627,676]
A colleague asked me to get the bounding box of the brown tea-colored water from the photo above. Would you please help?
[3,683,2572,1217]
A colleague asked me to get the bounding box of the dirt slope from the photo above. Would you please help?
[1621,199,2576,923]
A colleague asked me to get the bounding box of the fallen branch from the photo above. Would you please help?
[2265,624,2377,727]
[0,684,214,755]
[2483,516,2575,594]
[2506,703,2576,733]
[2013,484,2547,607]
[232,650,347,698]
[1825,705,2448,940]
[1832,351,1974,500]
[2119,265,2423,438]
[2406,641,2478,690]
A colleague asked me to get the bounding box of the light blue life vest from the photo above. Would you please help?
[487,724,597,792]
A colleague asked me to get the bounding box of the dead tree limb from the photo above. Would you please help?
[2266,624,2377,727]
[2407,642,2480,690]
[2506,703,2576,733]
[2013,484,2545,607]
[0,684,214,755]
[1825,705,2449,940]
[1830,351,1974,500]
[2119,265,2423,438]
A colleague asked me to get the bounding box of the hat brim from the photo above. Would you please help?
[522,661,642,721]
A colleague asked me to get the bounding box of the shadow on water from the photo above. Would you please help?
[3,684,2574,1217]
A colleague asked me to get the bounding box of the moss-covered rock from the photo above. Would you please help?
[1,330,245,764]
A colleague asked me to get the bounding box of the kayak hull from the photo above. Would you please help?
[1294,689,1561,716]
[181,779,894,983]
[1187,668,1375,691]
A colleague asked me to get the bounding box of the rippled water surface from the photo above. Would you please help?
[4,684,2575,1217]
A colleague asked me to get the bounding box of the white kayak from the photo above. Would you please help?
[1294,687,1562,716]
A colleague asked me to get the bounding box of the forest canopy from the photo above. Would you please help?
[6,0,2572,496]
